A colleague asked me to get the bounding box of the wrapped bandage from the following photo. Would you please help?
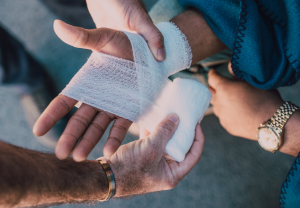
[61,22,211,162]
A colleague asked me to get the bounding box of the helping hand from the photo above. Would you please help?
[208,63,284,140]
[100,113,205,197]
[86,0,166,61]
[33,20,135,161]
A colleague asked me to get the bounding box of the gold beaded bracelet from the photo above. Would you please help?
[98,160,116,201]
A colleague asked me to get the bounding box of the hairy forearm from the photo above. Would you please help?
[0,141,108,207]
[280,110,300,156]
[171,9,227,65]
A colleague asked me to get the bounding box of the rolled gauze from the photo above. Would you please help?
[61,22,211,162]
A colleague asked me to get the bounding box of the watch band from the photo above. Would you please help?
[269,101,299,129]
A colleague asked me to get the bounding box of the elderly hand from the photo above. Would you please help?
[100,113,205,197]
[208,64,284,140]
[33,20,135,161]
[86,0,166,61]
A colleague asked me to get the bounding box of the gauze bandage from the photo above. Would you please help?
[61,22,211,162]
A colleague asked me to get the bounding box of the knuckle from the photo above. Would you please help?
[63,132,78,143]
[139,11,152,24]
[71,114,90,128]
[157,121,175,138]
[112,124,128,134]
[95,29,115,51]
[107,136,122,147]
[81,137,96,149]
[74,29,89,47]
[56,96,71,111]
[99,111,114,122]
[131,5,149,21]
[90,122,105,135]
[149,29,164,47]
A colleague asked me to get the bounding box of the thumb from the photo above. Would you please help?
[149,113,179,149]
[207,69,230,89]
[54,19,103,50]
[53,20,133,61]
[132,12,166,61]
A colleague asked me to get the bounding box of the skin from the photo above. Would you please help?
[33,9,226,162]
[208,63,300,156]
[86,0,166,61]
[0,114,205,207]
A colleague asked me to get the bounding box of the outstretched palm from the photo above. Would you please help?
[34,20,134,161]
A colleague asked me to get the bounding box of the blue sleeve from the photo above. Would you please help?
[280,153,300,208]
[177,0,300,89]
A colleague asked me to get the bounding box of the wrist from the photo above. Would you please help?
[107,155,149,198]
[254,100,284,141]
[106,157,127,198]
[279,110,300,156]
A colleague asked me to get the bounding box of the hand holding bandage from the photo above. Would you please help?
[34,20,211,162]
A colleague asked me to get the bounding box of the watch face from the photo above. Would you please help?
[257,127,279,151]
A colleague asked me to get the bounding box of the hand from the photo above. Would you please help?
[100,113,205,197]
[86,0,166,61]
[33,20,135,161]
[208,64,284,140]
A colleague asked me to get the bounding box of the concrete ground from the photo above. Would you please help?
[0,0,299,208]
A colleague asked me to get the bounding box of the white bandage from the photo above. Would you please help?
[61,22,211,162]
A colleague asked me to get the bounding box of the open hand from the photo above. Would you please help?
[33,20,135,161]
[100,113,205,197]
[86,0,166,61]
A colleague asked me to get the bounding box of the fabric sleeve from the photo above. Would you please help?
[177,0,300,89]
[280,152,300,208]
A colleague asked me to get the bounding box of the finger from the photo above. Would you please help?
[208,86,215,95]
[228,62,239,79]
[72,111,114,161]
[33,94,77,136]
[103,117,132,157]
[208,86,216,105]
[149,113,180,149]
[55,104,97,160]
[207,69,230,89]
[169,123,205,179]
[132,12,166,61]
[139,127,150,139]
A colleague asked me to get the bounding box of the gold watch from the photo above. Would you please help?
[257,101,299,153]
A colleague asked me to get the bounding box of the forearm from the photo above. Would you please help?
[280,110,300,156]
[171,9,227,65]
[0,141,108,207]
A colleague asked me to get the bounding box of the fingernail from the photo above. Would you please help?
[157,48,166,61]
[167,113,179,123]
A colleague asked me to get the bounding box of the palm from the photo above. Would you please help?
[33,20,134,161]
[86,0,135,31]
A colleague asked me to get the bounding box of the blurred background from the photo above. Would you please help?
[0,0,299,207]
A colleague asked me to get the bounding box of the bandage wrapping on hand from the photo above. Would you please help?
[61,22,211,162]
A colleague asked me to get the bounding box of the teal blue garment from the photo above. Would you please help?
[280,153,300,208]
[177,0,300,89]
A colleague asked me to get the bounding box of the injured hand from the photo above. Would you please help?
[61,22,211,162]
[34,20,211,162]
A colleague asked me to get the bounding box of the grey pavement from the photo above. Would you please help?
[0,0,299,208]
